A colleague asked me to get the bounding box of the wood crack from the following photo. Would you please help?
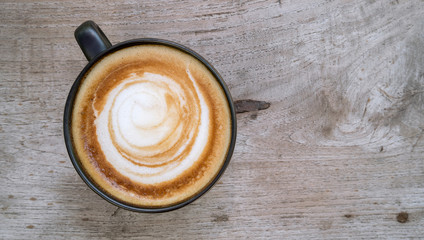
[234,99,270,114]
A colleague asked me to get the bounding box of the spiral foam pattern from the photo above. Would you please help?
[72,45,232,207]
[94,69,209,185]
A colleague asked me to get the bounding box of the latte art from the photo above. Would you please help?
[71,45,231,207]
[96,70,209,184]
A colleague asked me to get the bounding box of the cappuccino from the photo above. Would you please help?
[71,45,231,207]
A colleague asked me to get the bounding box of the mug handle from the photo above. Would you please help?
[74,21,112,61]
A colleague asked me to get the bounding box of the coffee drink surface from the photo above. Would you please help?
[71,45,231,207]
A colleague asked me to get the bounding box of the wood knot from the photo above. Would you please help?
[396,212,408,223]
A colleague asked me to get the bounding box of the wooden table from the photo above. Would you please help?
[1,0,424,239]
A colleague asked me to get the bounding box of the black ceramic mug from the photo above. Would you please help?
[63,21,237,212]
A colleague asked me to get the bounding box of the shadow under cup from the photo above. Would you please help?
[63,21,237,213]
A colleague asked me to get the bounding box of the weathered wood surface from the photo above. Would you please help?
[1,0,424,239]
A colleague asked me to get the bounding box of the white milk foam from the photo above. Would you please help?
[95,69,210,184]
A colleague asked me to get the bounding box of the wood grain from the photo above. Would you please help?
[1,0,424,239]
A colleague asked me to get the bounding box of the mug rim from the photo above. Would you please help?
[63,38,237,213]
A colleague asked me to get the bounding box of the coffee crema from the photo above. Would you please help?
[71,45,231,207]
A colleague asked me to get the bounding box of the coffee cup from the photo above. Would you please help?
[63,21,236,212]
